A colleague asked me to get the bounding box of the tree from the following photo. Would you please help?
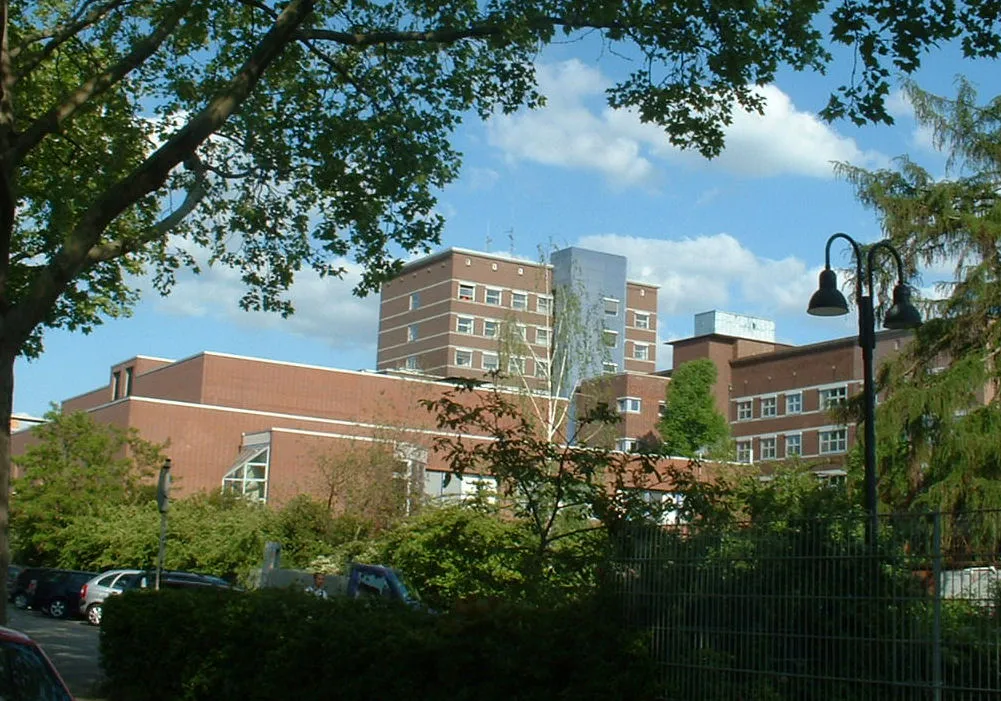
[422,380,669,599]
[658,359,731,458]
[837,79,1001,544]
[1,0,996,621]
[11,408,166,564]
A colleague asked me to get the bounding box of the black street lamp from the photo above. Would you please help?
[807,233,922,544]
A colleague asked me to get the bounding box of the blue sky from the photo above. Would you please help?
[13,38,997,418]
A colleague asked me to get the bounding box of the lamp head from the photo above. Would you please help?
[807,268,849,317]
[883,283,922,330]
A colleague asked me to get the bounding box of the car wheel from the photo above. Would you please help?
[47,598,70,619]
[13,593,28,610]
[87,603,102,626]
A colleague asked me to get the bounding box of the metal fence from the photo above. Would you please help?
[613,511,1001,700]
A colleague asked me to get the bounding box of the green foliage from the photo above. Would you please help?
[658,359,731,459]
[421,382,668,572]
[11,409,167,564]
[269,494,373,570]
[837,79,1001,529]
[101,587,658,701]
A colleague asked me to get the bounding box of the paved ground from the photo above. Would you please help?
[7,607,104,700]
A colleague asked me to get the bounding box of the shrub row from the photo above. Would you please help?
[101,588,659,701]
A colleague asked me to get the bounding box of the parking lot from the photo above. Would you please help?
[7,607,103,700]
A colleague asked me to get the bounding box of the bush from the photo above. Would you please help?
[101,587,658,701]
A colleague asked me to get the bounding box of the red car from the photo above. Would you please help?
[0,626,74,700]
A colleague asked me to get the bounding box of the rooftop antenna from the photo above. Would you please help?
[506,228,515,256]
[485,221,492,252]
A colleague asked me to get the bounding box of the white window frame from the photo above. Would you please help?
[819,428,848,454]
[222,446,269,503]
[820,386,848,410]
[785,433,802,457]
[455,349,473,367]
[408,292,420,310]
[482,353,499,372]
[458,283,475,302]
[456,316,474,334]
[534,327,550,347]
[407,324,419,342]
[513,323,527,341]
[633,343,650,361]
[404,356,418,370]
[603,361,618,374]
[761,396,777,418]
[736,400,753,421]
[785,392,803,415]
[736,440,753,464]
[759,436,777,460]
[485,288,502,306]
[603,329,618,347]
[634,312,650,330]
[617,397,642,414]
[508,356,526,374]
[511,291,528,311]
[658,401,667,418]
[616,438,639,453]
[536,295,552,314]
[604,297,619,317]
[483,319,499,338]
[534,360,549,378]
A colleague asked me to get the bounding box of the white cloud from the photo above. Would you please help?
[146,254,379,354]
[578,232,817,318]
[487,60,887,185]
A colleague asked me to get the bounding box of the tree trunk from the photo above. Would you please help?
[0,349,14,625]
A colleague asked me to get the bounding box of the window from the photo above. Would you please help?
[786,392,802,414]
[736,400,752,421]
[736,441,752,463]
[485,288,502,306]
[456,316,474,334]
[634,312,650,329]
[658,401,667,418]
[759,437,777,460]
[511,292,528,310]
[820,386,848,410]
[404,356,418,370]
[537,296,552,314]
[508,357,525,374]
[455,350,473,367]
[534,327,550,347]
[617,397,642,414]
[223,446,269,502]
[483,320,499,338]
[603,361,618,374]
[761,396,777,418]
[603,329,618,347]
[112,370,121,400]
[513,323,527,340]
[407,324,419,342]
[604,298,619,316]
[409,292,420,310]
[535,360,549,378]
[482,353,499,372]
[819,428,848,454]
[458,283,475,301]
[785,434,802,457]
[633,343,649,361]
[616,438,639,453]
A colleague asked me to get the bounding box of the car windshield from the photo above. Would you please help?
[0,640,72,701]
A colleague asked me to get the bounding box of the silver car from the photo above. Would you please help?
[78,569,141,626]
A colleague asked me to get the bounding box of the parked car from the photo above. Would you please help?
[78,569,142,626]
[80,569,236,626]
[10,567,57,610]
[30,570,98,619]
[0,626,73,700]
[6,564,23,592]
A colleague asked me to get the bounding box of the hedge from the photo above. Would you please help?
[100,588,659,701]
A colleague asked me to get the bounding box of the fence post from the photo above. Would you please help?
[932,511,942,701]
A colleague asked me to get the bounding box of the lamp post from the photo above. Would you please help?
[807,234,922,545]
[155,458,172,591]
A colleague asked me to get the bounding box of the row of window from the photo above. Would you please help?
[735,428,848,462]
[735,386,848,421]
[445,284,552,313]
[453,316,551,346]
